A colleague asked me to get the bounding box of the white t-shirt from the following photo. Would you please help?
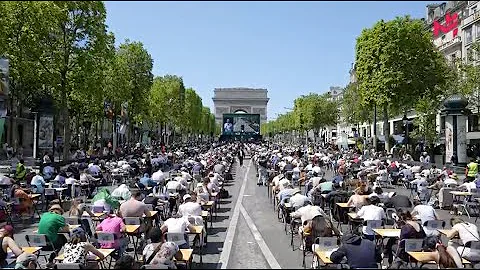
[66,177,77,185]
[413,205,437,224]
[278,179,290,191]
[178,202,202,217]
[459,181,477,192]
[152,170,165,183]
[291,205,325,224]
[166,180,184,191]
[163,217,190,233]
[357,205,386,235]
[453,223,480,244]
[289,193,309,209]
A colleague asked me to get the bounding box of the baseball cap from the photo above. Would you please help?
[183,194,192,201]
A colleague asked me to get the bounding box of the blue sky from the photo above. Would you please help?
[105,1,432,120]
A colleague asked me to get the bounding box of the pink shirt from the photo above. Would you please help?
[96,216,125,249]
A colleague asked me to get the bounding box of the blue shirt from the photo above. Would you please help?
[332,175,343,185]
[31,175,46,194]
[140,176,157,187]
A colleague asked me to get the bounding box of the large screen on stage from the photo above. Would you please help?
[222,113,260,135]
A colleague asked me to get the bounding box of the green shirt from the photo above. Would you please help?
[319,181,334,192]
[38,212,66,243]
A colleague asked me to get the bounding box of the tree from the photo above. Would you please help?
[355,16,450,151]
[293,93,339,141]
[184,88,203,135]
[116,40,153,126]
[28,1,114,159]
[0,2,47,148]
[341,83,372,126]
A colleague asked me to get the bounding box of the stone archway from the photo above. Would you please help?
[234,109,248,114]
[213,88,269,126]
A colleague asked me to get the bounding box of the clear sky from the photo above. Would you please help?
[104,1,432,120]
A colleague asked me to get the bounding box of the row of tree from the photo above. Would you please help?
[0,1,217,159]
[261,93,339,142]
[266,15,479,155]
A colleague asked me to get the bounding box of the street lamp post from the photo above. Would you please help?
[402,114,409,152]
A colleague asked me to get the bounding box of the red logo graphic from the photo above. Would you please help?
[433,12,459,38]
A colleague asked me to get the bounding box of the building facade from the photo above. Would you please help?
[333,1,480,152]
[212,88,269,127]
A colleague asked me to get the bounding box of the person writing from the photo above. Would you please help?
[37,204,70,265]
[0,225,23,268]
[330,231,382,269]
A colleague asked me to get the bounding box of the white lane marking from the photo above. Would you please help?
[217,159,252,269]
[240,205,282,269]
[243,194,252,197]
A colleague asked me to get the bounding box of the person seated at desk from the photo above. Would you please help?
[446,217,480,263]
[53,171,67,186]
[368,187,389,202]
[14,253,38,269]
[30,171,45,195]
[383,192,412,211]
[330,231,382,269]
[140,173,158,188]
[160,214,196,249]
[111,184,132,201]
[411,199,439,237]
[386,209,426,268]
[10,185,33,217]
[80,169,97,198]
[410,174,429,202]
[346,190,368,212]
[419,235,463,269]
[88,160,102,179]
[0,225,23,268]
[356,196,386,241]
[178,194,201,218]
[42,163,55,182]
[143,227,166,264]
[68,198,96,237]
[92,188,119,213]
[289,188,310,210]
[95,209,128,257]
[38,204,70,264]
[195,180,210,204]
[278,184,296,206]
[120,191,152,234]
[63,227,105,269]
[305,215,341,253]
[150,241,181,269]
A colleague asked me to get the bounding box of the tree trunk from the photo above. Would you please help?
[62,105,70,160]
[383,105,390,152]
[373,104,377,151]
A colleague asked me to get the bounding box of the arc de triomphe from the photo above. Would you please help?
[212,88,269,126]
